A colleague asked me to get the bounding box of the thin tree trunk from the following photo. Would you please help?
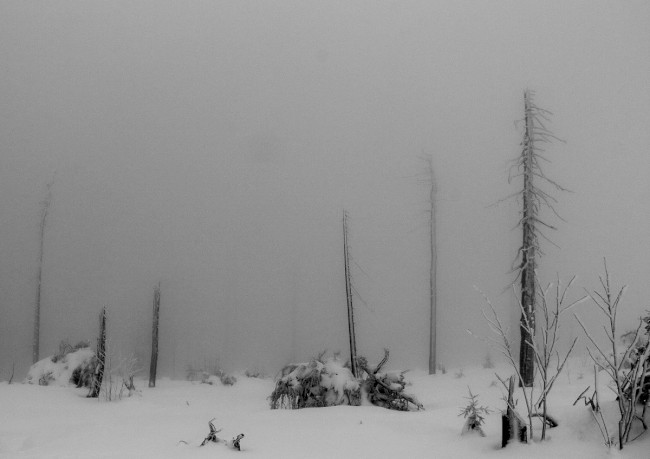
[33,179,53,364]
[88,306,106,398]
[149,282,161,388]
[519,90,536,387]
[426,156,438,375]
[343,210,358,378]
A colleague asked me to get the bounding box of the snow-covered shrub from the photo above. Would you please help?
[186,357,235,385]
[52,340,90,363]
[25,347,96,387]
[482,353,494,369]
[196,368,237,386]
[613,312,650,409]
[219,373,237,386]
[270,355,360,409]
[245,369,266,379]
[270,350,422,411]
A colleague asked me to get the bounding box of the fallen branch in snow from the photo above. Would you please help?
[200,418,222,446]
[573,370,599,413]
[195,418,244,451]
[229,433,245,451]
[573,367,612,447]
[531,412,558,428]
[357,350,423,411]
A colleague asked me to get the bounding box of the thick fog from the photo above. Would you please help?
[1,1,649,378]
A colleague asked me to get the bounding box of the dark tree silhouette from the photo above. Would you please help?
[343,210,358,378]
[424,155,438,375]
[88,306,107,398]
[149,282,161,388]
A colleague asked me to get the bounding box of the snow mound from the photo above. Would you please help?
[24,348,96,387]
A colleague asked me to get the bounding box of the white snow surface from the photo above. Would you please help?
[2,360,648,458]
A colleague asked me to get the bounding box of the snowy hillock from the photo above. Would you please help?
[24,347,96,387]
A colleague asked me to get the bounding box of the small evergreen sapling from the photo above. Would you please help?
[459,387,491,437]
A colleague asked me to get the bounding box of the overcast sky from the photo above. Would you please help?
[1,1,649,377]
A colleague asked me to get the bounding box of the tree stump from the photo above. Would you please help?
[501,376,527,447]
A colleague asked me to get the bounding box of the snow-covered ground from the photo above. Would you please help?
[1,360,647,458]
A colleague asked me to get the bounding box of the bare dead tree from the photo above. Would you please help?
[33,177,54,364]
[149,282,161,388]
[88,306,107,398]
[423,155,438,375]
[343,210,358,378]
[508,89,567,386]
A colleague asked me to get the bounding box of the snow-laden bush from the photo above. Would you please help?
[188,370,237,386]
[270,350,422,411]
[244,369,266,379]
[25,347,96,387]
[186,359,237,386]
[270,355,360,409]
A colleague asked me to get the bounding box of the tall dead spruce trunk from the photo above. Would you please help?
[343,210,358,378]
[88,306,107,398]
[511,90,566,386]
[519,92,537,387]
[149,282,161,388]
[425,155,438,375]
[33,178,54,364]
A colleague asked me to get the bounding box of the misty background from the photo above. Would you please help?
[1,1,649,379]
